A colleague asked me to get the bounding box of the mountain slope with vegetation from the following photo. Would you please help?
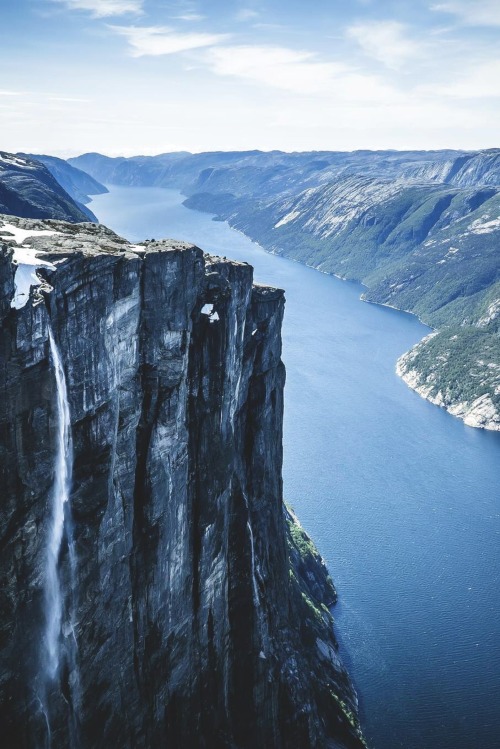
[71,148,500,430]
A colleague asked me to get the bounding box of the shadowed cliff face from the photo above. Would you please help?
[0,216,364,749]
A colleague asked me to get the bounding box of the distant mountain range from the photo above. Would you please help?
[70,148,500,431]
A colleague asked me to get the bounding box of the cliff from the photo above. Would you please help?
[0,215,364,749]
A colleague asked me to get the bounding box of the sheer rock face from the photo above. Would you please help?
[0,217,364,749]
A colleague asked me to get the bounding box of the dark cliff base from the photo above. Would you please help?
[0,216,365,749]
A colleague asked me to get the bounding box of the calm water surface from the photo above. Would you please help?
[91,185,500,749]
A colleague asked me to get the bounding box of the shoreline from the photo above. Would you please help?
[198,207,493,434]
[213,211,499,434]
[396,351,500,433]
[361,297,435,331]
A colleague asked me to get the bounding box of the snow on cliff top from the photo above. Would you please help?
[0,221,59,309]
[0,222,60,245]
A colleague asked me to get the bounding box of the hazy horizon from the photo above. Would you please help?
[65,145,498,159]
[2,0,499,156]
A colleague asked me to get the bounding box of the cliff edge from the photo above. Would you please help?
[0,215,364,749]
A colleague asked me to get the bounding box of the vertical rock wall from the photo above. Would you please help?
[0,218,364,749]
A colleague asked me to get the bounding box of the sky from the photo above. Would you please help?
[1,0,499,155]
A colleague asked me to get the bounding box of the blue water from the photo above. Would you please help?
[90,185,500,749]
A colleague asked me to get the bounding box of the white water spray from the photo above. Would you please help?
[45,327,73,680]
[246,520,260,608]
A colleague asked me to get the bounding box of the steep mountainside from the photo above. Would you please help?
[26,153,108,208]
[0,152,95,222]
[0,215,365,749]
[70,149,499,431]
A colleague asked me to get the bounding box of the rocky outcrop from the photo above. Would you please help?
[396,331,500,432]
[0,215,364,749]
[444,149,500,188]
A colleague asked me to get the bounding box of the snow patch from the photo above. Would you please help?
[10,246,57,309]
[0,223,60,245]
[0,154,35,169]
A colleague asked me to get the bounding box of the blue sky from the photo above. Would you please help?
[1,0,499,155]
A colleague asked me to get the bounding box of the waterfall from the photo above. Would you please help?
[40,326,80,746]
[45,327,73,680]
[246,520,260,608]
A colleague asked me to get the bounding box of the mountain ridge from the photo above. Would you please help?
[0,151,97,223]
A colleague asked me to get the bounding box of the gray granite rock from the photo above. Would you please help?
[0,215,364,749]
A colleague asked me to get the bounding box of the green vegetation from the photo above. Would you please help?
[287,510,319,559]
[400,326,500,413]
[285,506,337,636]
[300,590,326,625]
[330,692,368,747]
[284,506,368,747]
[187,178,500,427]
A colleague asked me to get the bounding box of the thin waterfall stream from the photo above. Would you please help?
[42,326,80,745]
[45,328,72,678]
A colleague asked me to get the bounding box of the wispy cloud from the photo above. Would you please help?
[235,9,259,22]
[346,20,421,69]
[111,25,229,56]
[172,13,205,22]
[50,0,143,17]
[205,46,341,95]
[0,90,23,96]
[204,44,401,103]
[431,1,500,27]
